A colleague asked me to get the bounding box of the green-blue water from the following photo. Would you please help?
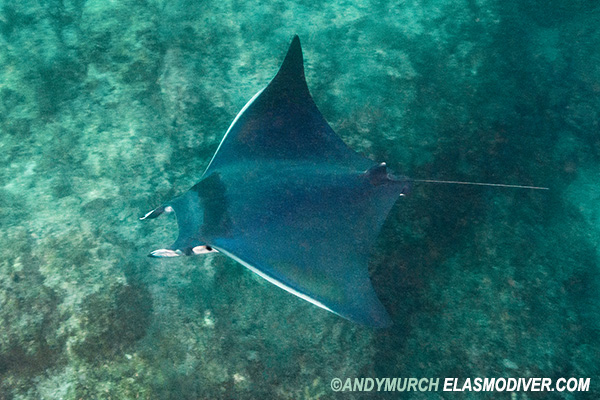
[1,0,598,399]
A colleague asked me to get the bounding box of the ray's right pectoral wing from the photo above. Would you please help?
[202,35,373,176]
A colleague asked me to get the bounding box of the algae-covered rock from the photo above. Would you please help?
[71,283,152,362]
[0,229,64,375]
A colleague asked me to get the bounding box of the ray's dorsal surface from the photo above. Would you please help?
[142,36,409,327]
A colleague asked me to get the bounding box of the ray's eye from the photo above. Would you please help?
[206,246,213,251]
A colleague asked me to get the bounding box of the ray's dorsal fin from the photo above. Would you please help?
[203,35,373,176]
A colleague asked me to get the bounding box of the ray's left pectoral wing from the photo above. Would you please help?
[207,164,405,327]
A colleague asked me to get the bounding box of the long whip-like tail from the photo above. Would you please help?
[410,179,548,190]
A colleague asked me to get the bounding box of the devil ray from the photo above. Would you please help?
[142,36,408,327]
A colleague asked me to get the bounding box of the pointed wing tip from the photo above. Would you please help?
[289,34,302,55]
[289,35,302,57]
[277,35,305,80]
[339,286,393,328]
[373,314,393,329]
[350,306,393,328]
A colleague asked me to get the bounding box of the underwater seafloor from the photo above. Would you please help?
[1,0,599,399]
